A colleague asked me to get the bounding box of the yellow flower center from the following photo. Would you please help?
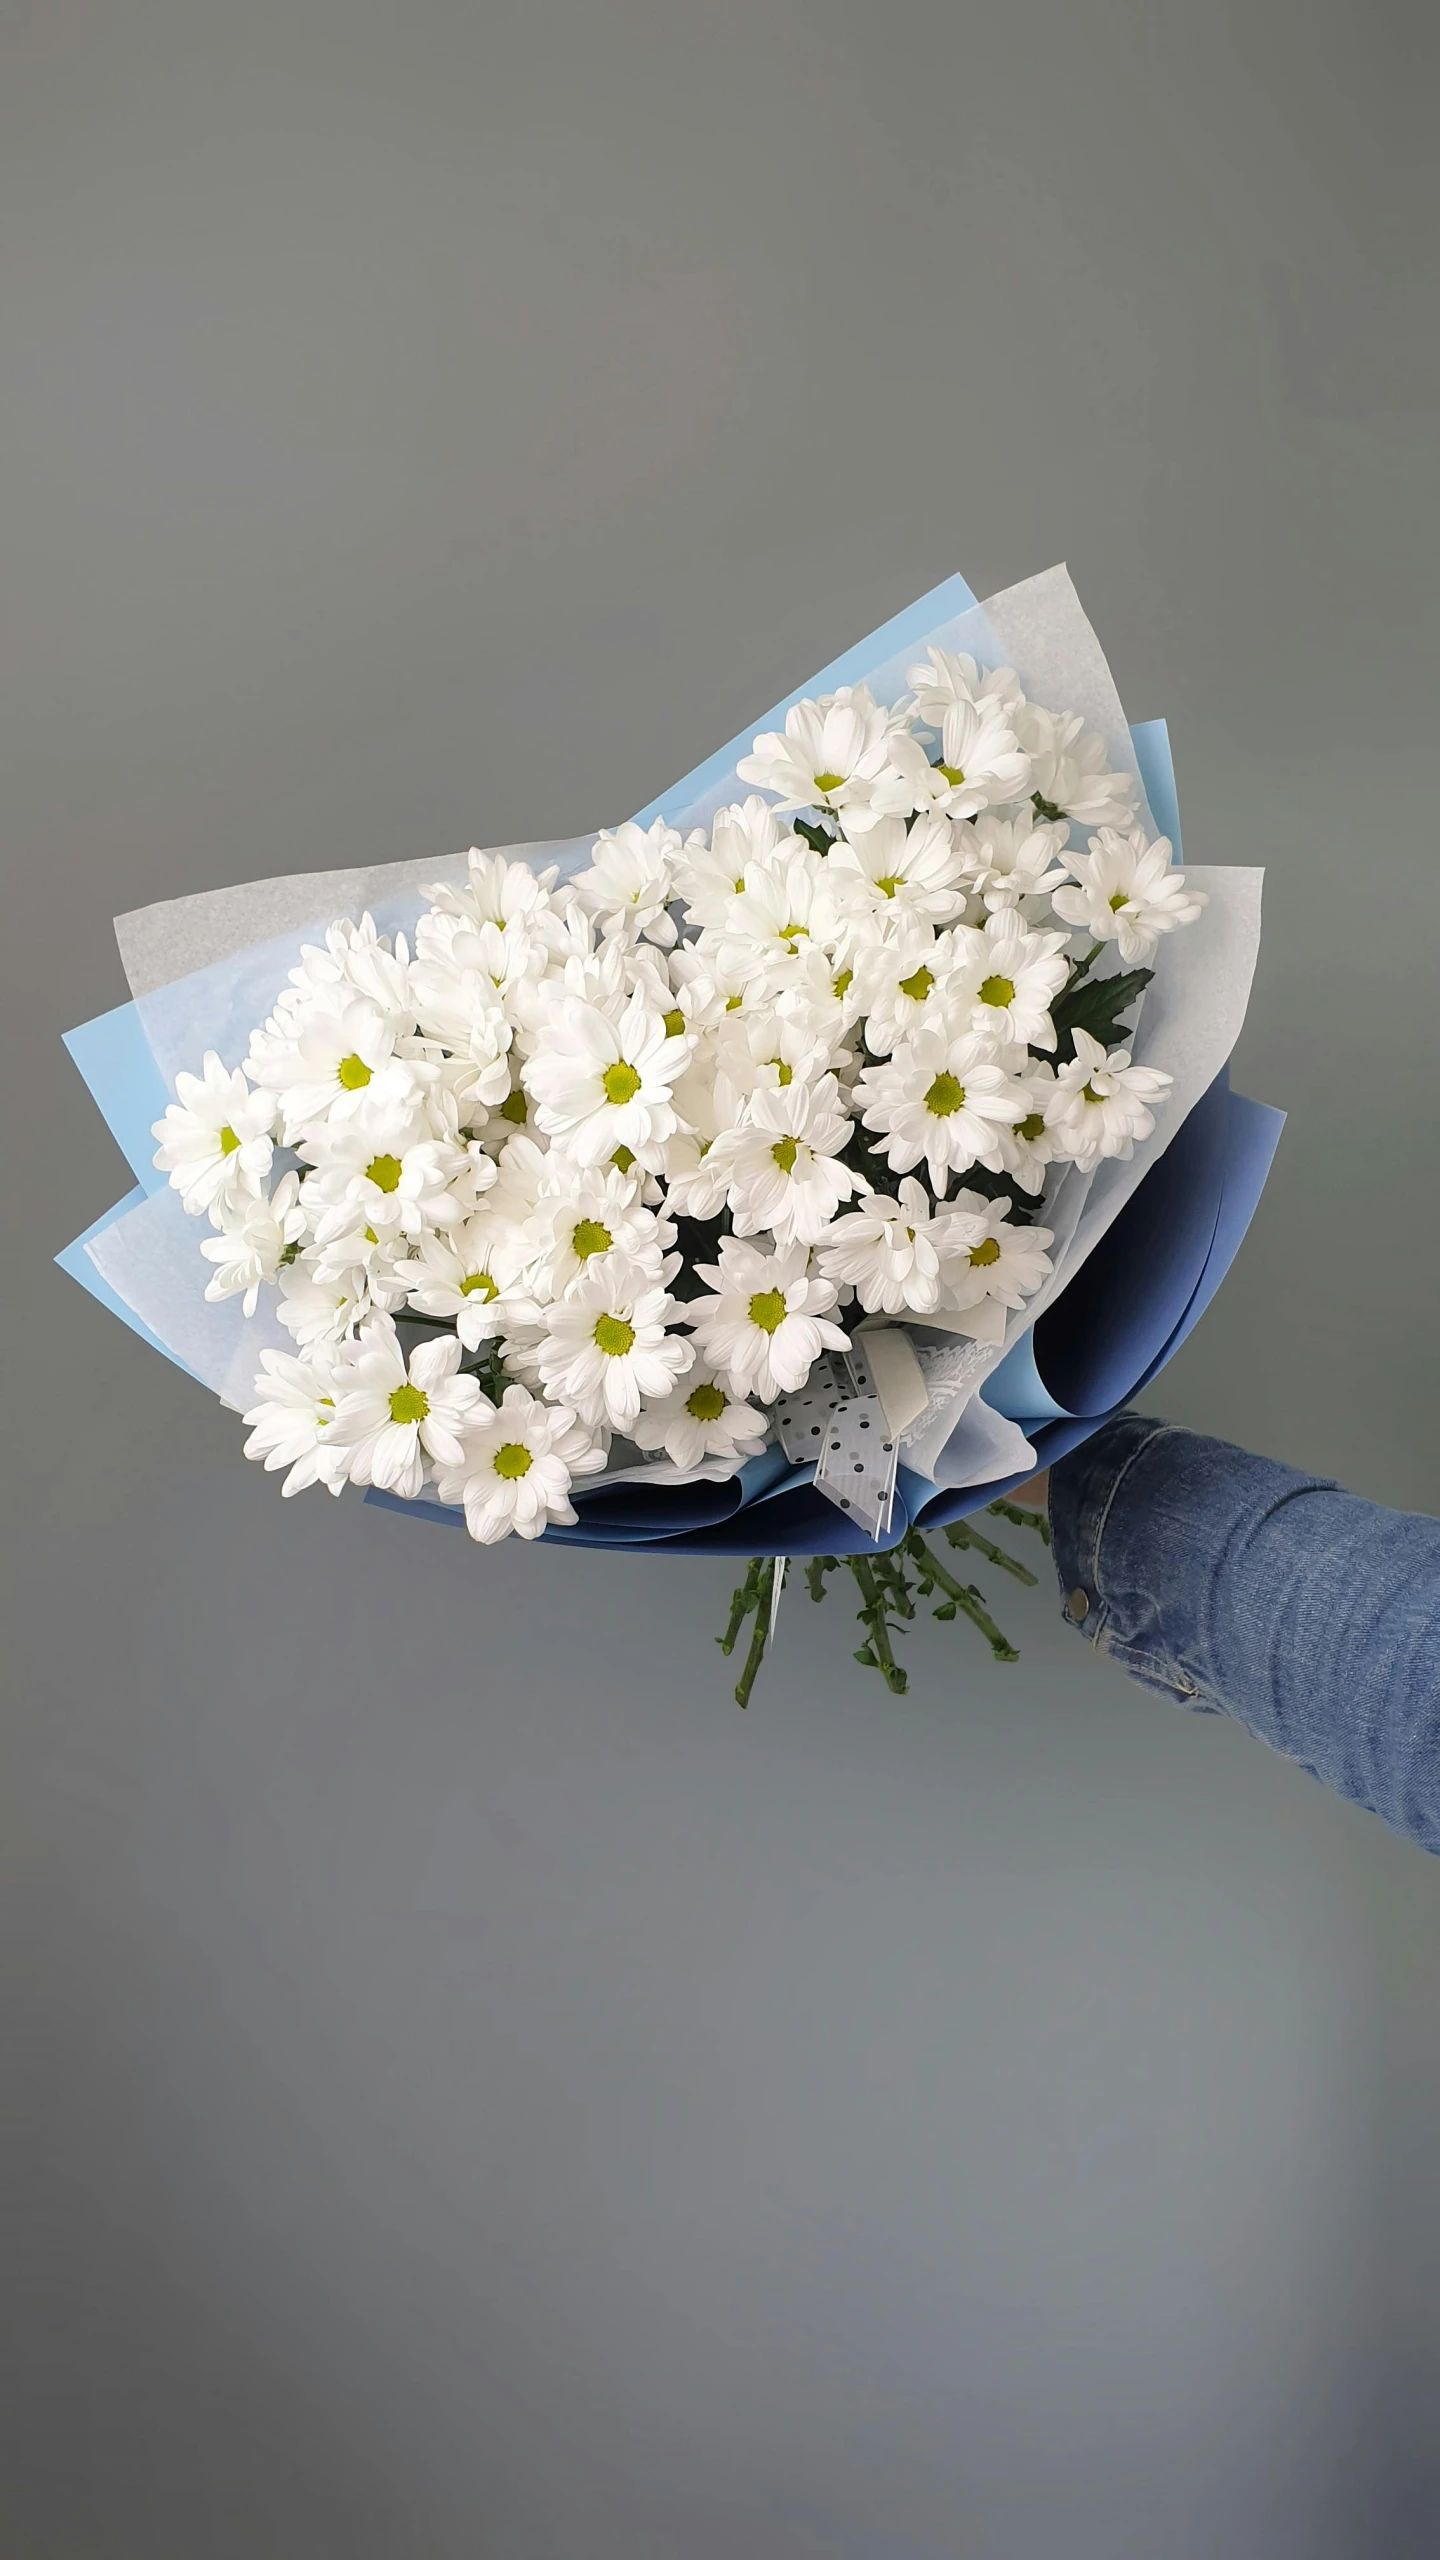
[924,1072,965,1117]
[686,1381,727,1422]
[1082,1082,1105,1105]
[611,1144,636,1172]
[898,965,934,1002]
[1108,891,1130,912]
[979,974,1015,1007]
[499,1089,527,1125]
[771,1136,798,1174]
[813,770,845,795]
[772,1059,793,1086]
[725,993,743,1012]
[781,922,808,949]
[603,1060,642,1106]
[492,1441,533,1479]
[875,876,901,898]
[572,1217,613,1259]
[593,1312,636,1357]
[937,762,966,787]
[389,1383,429,1424]
[832,968,853,999]
[1016,1112,1047,1142]
[366,1153,403,1193]
[460,1271,498,1299]
[337,1053,372,1090]
[748,1288,787,1334]
[663,1008,686,1039]
[968,1237,1001,1269]
[218,1125,241,1155]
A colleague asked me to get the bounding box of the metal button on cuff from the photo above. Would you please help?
[1065,1588,1091,1624]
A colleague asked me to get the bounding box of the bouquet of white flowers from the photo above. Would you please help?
[62,566,1280,1700]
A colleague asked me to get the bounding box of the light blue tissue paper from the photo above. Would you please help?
[63,1004,172,1193]
[55,1189,205,1383]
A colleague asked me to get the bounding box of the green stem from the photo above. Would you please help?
[806,1557,833,1603]
[718,1558,762,1657]
[988,1497,1052,1548]
[849,1558,908,1693]
[943,1517,1038,1586]
[733,1560,774,1708]
[904,1534,1019,1663]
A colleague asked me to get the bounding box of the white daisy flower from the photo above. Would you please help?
[674,798,799,929]
[245,999,413,1146]
[961,910,1071,1051]
[305,1108,476,1245]
[957,811,1073,912]
[685,1236,847,1403]
[406,1218,541,1349]
[770,941,867,1046]
[152,1052,275,1220]
[1045,1029,1174,1169]
[414,911,550,1031]
[877,697,1030,824]
[199,1172,306,1315]
[523,988,689,1170]
[242,1345,347,1496]
[707,845,850,986]
[736,683,897,824]
[700,1073,859,1250]
[276,1255,373,1347]
[421,847,564,950]
[633,1367,769,1474]
[275,914,416,1030]
[524,1166,672,1302]
[432,1383,606,1543]
[536,1262,691,1430]
[816,1177,954,1317]
[573,818,684,948]
[712,1005,848,1105]
[1049,826,1207,966]
[1016,703,1137,830]
[849,919,956,1055]
[327,1317,484,1500]
[995,1062,1063,1196]
[855,1029,1026,1190]
[932,1190,1055,1323]
[827,812,967,926]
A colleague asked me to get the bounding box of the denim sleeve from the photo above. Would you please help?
[1048,1413,1440,1855]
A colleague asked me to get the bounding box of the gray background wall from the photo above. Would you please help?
[4,2,1439,2553]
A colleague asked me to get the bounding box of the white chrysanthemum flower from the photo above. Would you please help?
[957,811,1073,912]
[199,1172,306,1315]
[484,1132,550,1226]
[421,848,564,949]
[406,1218,541,1350]
[304,1101,479,1245]
[995,1062,1062,1196]
[326,1317,484,1500]
[849,919,958,1055]
[413,911,551,1032]
[816,1177,956,1316]
[536,1262,691,1430]
[633,1366,769,1473]
[932,1190,1055,1324]
[906,647,1026,726]
[877,698,1030,824]
[707,845,850,985]
[855,1028,1026,1190]
[276,914,416,1029]
[276,1255,372,1347]
[736,684,897,823]
[524,1166,672,1302]
[1016,704,1137,830]
[701,1074,859,1250]
[685,1236,847,1403]
[712,1005,848,1106]
[771,941,867,1046]
[152,1052,276,1220]
[245,998,409,1145]
[1045,1029,1174,1169]
[432,1383,606,1542]
[827,813,966,926]
[242,1345,348,1496]
[1050,827,1206,966]
[572,819,684,948]
[524,987,689,1170]
[961,910,1071,1051]
[674,798,800,930]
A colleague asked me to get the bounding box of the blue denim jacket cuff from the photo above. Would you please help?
[1048,1413,1211,1705]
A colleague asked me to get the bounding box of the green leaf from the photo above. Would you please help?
[794,817,834,855]
[1049,964,1153,1065]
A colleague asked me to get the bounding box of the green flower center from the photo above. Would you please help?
[218,1124,241,1156]
[499,1089,528,1125]
[492,1441,533,1479]
[771,1136,798,1174]
[832,968,853,999]
[772,1059,793,1086]
[460,1271,497,1299]
[937,762,966,787]
[686,1381,727,1422]
[572,1217,614,1260]
[813,770,845,795]
[979,974,1016,1007]
[603,1060,642,1106]
[337,1053,372,1090]
[389,1383,430,1425]
[593,1312,636,1358]
[875,876,901,899]
[968,1237,1001,1269]
[663,1008,686,1039]
[1082,1083,1105,1105]
[611,1144,636,1172]
[724,994,743,1013]
[1108,891,1130,912]
[781,922,808,948]
[898,965,934,1003]
[366,1153,403,1193]
[1016,1112,1047,1142]
[363,1226,379,1244]
[748,1288,787,1335]
[924,1072,965,1118]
